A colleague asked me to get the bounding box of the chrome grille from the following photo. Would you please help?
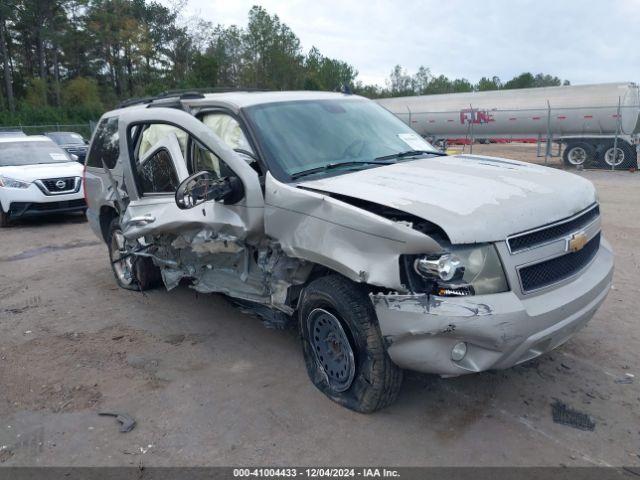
[36,177,80,195]
[519,233,601,293]
[508,205,600,253]
[42,177,75,191]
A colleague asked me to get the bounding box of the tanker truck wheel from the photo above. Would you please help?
[563,142,594,167]
[599,142,636,169]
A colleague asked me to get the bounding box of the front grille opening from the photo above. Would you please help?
[42,177,76,192]
[508,205,599,253]
[519,233,600,293]
[9,199,86,215]
[30,199,86,211]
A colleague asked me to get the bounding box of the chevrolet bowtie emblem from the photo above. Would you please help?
[567,231,588,252]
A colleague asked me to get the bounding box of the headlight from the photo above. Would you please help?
[407,244,508,296]
[0,176,30,189]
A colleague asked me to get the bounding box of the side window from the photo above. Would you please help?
[190,140,233,178]
[86,116,119,168]
[201,113,253,153]
[138,149,179,194]
[128,122,236,196]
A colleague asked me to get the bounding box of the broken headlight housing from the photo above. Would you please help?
[402,244,508,296]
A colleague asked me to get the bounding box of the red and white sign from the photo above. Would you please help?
[460,109,494,124]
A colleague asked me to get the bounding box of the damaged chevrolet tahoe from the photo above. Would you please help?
[84,91,614,412]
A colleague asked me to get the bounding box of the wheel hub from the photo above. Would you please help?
[568,147,587,165]
[307,308,356,393]
[111,230,134,285]
[605,147,624,166]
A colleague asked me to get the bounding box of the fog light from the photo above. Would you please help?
[451,342,467,361]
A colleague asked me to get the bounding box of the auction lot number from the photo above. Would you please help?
[234,468,400,478]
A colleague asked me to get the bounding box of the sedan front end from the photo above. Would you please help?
[1,174,85,221]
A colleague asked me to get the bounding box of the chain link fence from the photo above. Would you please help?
[0,121,97,140]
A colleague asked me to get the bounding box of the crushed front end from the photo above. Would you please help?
[371,205,614,376]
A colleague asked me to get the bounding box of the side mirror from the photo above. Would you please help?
[175,171,243,210]
[70,153,79,162]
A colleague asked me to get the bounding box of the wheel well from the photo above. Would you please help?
[99,206,119,243]
[563,138,632,150]
[288,264,394,313]
[284,264,331,311]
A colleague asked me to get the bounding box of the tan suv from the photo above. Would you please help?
[84,90,613,412]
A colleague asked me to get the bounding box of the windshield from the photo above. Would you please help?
[0,141,72,166]
[46,132,85,145]
[244,98,440,179]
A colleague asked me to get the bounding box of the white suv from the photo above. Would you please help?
[0,135,86,227]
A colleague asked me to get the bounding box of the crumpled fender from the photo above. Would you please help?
[264,173,442,290]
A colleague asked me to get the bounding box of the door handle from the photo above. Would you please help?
[127,214,156,225]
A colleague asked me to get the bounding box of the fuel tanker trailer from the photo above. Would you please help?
[376,82,640,169]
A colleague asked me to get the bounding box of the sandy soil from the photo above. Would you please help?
[0,156,639,466]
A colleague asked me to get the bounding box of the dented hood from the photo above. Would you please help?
[298,154,597,244]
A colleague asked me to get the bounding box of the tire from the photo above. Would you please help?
[563,142,595,167]
[298,275,403,413]
[598,141,637,169]
[107,217,162,291]
[0,207,9,228]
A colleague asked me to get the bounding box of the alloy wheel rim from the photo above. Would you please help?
[567,147,587,165]
[605,147,624,166]
[111,229,134,285]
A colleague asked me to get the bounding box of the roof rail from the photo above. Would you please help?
[157,87,272,96]
[116,96,156,109]
[115,87,273,109]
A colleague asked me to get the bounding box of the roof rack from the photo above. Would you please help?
[115,87,273,109]
[157,87,271,96]
[116,96,156,109]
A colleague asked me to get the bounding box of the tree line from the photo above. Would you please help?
[0,1,570,125]
[365,66,569,98]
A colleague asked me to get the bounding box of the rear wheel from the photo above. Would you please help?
[563,142,594,167]
[604,146,625,167]
[107,218,162,291]
[599,141,636,169]
[299,275,403,413]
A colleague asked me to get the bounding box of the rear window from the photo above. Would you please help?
[47,132,86,145]
[0,140,71,166]
[86,117,119,168]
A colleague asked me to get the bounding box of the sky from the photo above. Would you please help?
[163,0,640,87]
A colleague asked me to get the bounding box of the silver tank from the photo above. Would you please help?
[376,82,640,138]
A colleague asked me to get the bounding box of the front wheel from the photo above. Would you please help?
[298,275,403,413]
[0,207,9,228]
[107,218,162,291]
[563,142,594,167]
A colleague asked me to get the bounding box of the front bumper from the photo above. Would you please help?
[8,199,86,218]
[371,239,614,376]
[2,183,85,219]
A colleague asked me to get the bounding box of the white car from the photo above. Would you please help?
[0,135,86,227]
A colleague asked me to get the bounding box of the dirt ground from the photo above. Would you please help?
[0,144,639,467]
